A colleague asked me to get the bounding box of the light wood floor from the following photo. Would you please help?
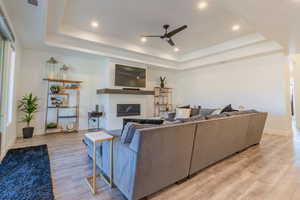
[12,132,300,200]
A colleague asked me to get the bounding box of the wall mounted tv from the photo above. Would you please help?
[115,64,146,88]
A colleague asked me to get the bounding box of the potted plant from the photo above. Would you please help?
[50,84,61,94]
[160,76,166,88]
[18,93,38,138]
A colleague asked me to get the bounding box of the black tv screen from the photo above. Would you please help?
[115,64,146,88]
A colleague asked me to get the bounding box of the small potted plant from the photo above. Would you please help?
[50,85,61,94]
[18,93,38,138]
[160,76,166,88]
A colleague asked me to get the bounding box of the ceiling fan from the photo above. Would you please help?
[141,24,187,47]
[27,0,38,6]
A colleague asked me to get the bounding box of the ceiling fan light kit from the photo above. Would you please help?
[141,24,188,50]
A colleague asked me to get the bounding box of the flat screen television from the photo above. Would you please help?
[115,64,146,88]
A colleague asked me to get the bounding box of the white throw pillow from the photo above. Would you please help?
[211,108,222,115]
[175,108,191,119]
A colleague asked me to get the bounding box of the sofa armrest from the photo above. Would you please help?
[129,131,141,153]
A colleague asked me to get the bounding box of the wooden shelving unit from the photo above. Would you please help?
[154,87,172,117]
[43,79,82,134]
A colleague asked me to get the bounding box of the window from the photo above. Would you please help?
[7,46,15,125]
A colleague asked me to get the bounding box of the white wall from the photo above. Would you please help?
[98,58,176,130]
[291,55,300,130]
[17,48,107,136]
[17,49,176,135]
[175,52,292,136]
[0,0,23,161]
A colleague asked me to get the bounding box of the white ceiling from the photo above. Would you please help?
[62,0,254,55]
[4,0,299,69]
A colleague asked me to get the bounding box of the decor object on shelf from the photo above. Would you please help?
[43,78,82,134]
[45,57,60,79]
[18,93,39,138]
[66,122,75,132]
[160,76,166,88]
[154,87,172,117]
[50,84,61,94]
[88,111,103,131]
[46,122,57,129]
[95,104,99,112]
[59,64,69,80]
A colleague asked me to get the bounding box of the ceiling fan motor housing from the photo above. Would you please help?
[28,0,38,6]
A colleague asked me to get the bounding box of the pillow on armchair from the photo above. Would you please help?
[175,108,191,119]
[221,104,238,113]
[190,106,202,117]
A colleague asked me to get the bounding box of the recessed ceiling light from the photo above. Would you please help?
[174,47,180,52]
[91,21,99,28]
[198,1,208,10]
[232,24,240,31]
[140,37,147,43]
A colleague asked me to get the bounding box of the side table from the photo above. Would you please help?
[84,131,114,194]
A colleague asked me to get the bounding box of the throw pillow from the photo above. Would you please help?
[164,112,176,121]
[121,122,157,144]
[175,108,191,119]
[190,106,202,117]
[221,104,237,113]
[178,105,190,109]
[210,108,222,115]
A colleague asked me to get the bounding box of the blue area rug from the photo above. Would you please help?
[0,145,54,200]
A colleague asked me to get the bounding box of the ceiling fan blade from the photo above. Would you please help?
[165,25,187,38]
[167,38,175,46]
[143,35,162,38]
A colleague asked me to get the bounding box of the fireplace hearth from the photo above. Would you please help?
[117,104,141,117]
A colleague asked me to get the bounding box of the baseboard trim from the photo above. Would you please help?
[264,128,292,136]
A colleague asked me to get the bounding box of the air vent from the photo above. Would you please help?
[28,0,38,6]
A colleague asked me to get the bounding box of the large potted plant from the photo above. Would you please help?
[18,93,38,138]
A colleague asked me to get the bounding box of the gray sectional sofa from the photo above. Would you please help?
[84,111,267,200]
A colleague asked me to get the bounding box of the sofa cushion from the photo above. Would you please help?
[199,108,217,116]
[190,106,201,117]
[121,122,157,144]
[179,115,206,123]
[226,109,258,116]
[205,113,228,120]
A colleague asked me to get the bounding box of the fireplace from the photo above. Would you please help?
[117,104,141,117]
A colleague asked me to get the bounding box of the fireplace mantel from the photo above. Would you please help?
[97,88,155,95]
